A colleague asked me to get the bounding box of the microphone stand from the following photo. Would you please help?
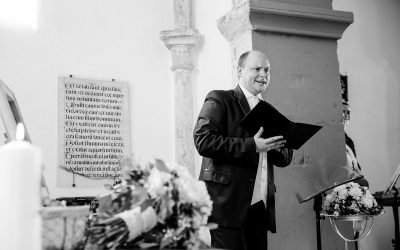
[296,175,364,250]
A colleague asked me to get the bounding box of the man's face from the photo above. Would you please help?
[238,52,270,95]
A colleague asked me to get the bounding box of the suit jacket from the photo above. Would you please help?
[193,85,293,233]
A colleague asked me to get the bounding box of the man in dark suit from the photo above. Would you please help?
[343,102,369,188]
[193,50,293,250]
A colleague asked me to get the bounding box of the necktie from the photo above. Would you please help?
[251,153,268,206]
[249,96,268,206]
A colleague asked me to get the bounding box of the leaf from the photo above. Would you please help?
[97,195,113,213]
[130,188,150,208]
[206,223,218,230]
[154,158,169,173]
[160,236,173,249]
[137,242,159,249]
[140,198,155,212]
[104,184,114,190]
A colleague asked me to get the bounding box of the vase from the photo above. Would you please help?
[324,214,376,250]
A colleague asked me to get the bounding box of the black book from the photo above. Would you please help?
[239,100,322,150]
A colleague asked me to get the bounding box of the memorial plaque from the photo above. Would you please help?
[58,76,130,188]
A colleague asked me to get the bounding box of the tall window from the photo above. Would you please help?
[0,0,39,29]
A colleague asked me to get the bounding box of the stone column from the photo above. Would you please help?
[218,1,253,85]
[218,0,355,249]
[160,0,200,176]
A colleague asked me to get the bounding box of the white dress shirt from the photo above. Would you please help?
[238,84,268,206]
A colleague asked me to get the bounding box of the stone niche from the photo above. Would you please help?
[219,0,354,249]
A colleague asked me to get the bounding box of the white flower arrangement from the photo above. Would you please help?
[85,158,213,250]
[323,182,383,217]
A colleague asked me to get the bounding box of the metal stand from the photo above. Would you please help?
[296,176,364,250]
[327,214,374,250]
[392,187,399,250]
[313,195,323,250]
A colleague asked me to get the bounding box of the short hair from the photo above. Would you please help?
[237,51,251,69]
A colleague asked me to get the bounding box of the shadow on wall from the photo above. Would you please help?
[374,1,400,162]
[375,2,400,249]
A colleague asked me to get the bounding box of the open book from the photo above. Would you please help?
[239,100,322,150]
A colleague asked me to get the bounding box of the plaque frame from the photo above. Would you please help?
[0,79,29,142]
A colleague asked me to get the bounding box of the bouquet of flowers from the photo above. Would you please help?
[323,182,383,217]
[84,158,213,250]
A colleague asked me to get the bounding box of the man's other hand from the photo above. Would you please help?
[254,127,286,152]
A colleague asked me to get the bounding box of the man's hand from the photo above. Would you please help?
[254,127,286,152]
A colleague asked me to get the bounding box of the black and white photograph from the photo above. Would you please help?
[0,0,399,249]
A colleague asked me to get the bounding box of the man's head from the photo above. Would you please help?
[237,50,270,95]
[343,102,351,129]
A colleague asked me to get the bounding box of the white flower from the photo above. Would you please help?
[364,189,374,198]
[333,185,346,193]
[349,182,360,188]
[147,167,171,199]
[361,196,373,208]
[168,163,213,214]
[325,194,333,203]
[350,202,360,212]
[191,212,203,229]
[338,188,348,200]
[348,186,363,200]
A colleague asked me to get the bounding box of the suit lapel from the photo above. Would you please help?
[233,85,250,115]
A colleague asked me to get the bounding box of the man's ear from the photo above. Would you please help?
[237,67,242,79]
